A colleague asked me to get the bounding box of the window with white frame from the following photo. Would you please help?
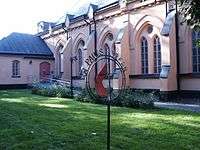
[103,43,110,72]
[141,37,148,74]
[12,60,20,77]
[57,43,64,77]
[103,42,116,72]
[154,35,161,74]
[192,29,200,73]
[78,48,83,75]
[77,40,85,76]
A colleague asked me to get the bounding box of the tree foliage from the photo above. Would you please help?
[179,0,200,28]
[127,0,200,27]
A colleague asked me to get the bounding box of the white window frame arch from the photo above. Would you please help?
[101,33,117,71]
[153,35,161,74]
[57,43,64,77]
[192,29,200,73]
[141,36,149,74]
[12,60,20,78]
[76,40,85,76]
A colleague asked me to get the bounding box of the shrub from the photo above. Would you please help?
[31,83,72,98]
[74,89,94,103]
[118,89,157,108]
[32,83,158,108]
[74,89,158,109]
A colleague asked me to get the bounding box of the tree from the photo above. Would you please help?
[179,0,200,28]
[126,0,200,27]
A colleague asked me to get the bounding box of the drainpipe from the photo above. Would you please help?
[89,24,92,34]
[84,19,92,34]
[70,57,74,98]
[62,23,69,40]
[165,1,168,17]
[66,31,69,40]
[93,14,98,77]
[175,0,180,92]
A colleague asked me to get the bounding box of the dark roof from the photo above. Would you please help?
[55,0,118,25]
[71,0,118,17]
[0,32,53,57]
[56,14,75,25]
[37,0,119,36]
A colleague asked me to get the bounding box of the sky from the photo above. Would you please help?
[0,0,91,40]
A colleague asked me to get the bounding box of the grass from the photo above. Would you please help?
[0,90,200,150]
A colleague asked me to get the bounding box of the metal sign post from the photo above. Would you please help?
[107,99,111,150]
[84,50,126,150]
[107,52,111,150]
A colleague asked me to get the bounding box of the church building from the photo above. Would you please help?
[0,0,199,99]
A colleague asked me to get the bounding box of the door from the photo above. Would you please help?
[40,62,50,79]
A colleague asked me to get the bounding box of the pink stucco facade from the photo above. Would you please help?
[0,55,54,86]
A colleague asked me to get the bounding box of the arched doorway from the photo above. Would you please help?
[40,62,50,79]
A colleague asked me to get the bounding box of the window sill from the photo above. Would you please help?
[179,73,200,78]
[129,74,160,79]
[12,76,21,78]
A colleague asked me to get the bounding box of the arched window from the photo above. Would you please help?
[78,48,83,75]
[101,32,114,54]
[112,45,117,69]
[154,35,161,73]
[141,37,148,74]
[57,44,63,77]
[192,30,200,72]
[76,40,85,76]
[12,60,20,78]
[103,43,117,71]
[104,43,110,55]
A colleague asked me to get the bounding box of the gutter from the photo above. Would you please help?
[0,53,54,59]
[175,0,180,91]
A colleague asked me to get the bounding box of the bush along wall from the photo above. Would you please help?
[31,83,72,98]
[75,89,159,109]
[32,83,158,108]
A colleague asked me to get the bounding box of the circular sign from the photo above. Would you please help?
[85,54,126,102]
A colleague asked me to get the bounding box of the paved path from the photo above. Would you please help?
[154,102,200,113]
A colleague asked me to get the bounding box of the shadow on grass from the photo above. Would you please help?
[1,99,200,150]
[0,90,200,150]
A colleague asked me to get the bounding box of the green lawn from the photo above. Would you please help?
[0,90,200,150]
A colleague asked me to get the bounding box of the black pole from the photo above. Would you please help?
[70,57,74,98]
[94,17,98,77]
[67,30,69,40]
[89,23,92,34]
[107,50,111,150]
[165,0,168,17]
[175,0,180,92]
[107,102,111,150]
